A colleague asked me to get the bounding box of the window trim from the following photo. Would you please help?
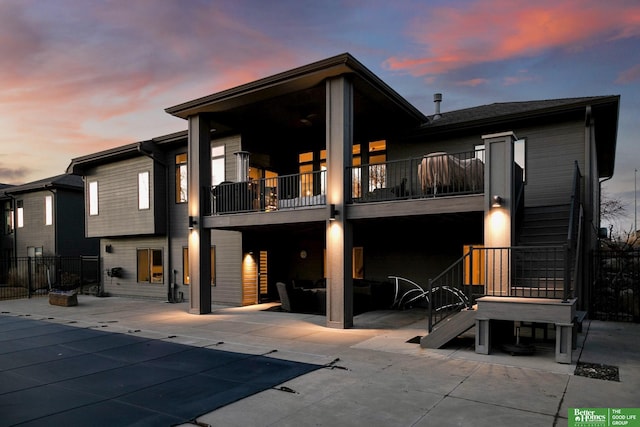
[45,195,53,226]
[138,171,150,210]
[88,181,99,216]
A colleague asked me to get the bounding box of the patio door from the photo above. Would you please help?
[242,250,269,305]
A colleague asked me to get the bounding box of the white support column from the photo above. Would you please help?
[555,322,573,364]
[475,318,491,354]
[188,114,212,314]
[325,76,353,329]
[483,131,516,296]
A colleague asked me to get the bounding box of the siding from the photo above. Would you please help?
[85,156,165,237]
[14,191,55,257]
[101,236,168,299]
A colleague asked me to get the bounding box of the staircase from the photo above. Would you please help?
[513,205,570,298]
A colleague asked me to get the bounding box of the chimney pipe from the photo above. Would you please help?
[433,93,442,119]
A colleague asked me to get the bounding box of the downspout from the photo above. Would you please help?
[137,142,174,302]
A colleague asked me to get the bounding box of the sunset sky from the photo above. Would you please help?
[1,0,639,231]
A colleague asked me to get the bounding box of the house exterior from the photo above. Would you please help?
[69,53,619,361]
[1,174,99,259]
[0,175,99,295]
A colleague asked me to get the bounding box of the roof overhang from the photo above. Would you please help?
[165,53,427,126]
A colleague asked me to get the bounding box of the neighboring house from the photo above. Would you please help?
[70,53,619,362]
[0,175,99,294]
[1,174,99,258]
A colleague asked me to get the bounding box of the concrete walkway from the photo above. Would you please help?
[1,296,638,426]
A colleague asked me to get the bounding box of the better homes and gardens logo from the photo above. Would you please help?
[569,408,640,427]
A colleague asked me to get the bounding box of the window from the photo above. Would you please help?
[515,138,526,182]
[175,153,188,203]
[137,248,163,283]
[352,144,362,198]
[211,145,225,186]
[27,246,43,257]
[368,140,386,191]
[182,246,216,286]
[474,144,485,162]
[138,171,150,210]
[353,247,364,279]
[89,181,98,216]
[45,195,53,226]
[3,201,12,234]
[299,152,314,197]
[16,200,24,228]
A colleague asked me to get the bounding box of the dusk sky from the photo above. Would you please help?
[1,0,639,231]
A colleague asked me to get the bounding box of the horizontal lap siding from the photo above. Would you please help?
[101,236,168,299]
[211,230,242,305]
[86,157,161,238]
[15,191,55,257]
[521,120,584,207]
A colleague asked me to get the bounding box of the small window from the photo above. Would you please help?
[353,247,364,279]
[45,195,53,226]
[4,201,13,234]
[211,145,225,186]
[138,172,150,210]
[175,153,188,203]
[16,200,24,228]
[89,181,98,216]
[137,248,163,283]
[514,138,526,182]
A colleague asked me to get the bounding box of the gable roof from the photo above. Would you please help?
[3,174,84,195]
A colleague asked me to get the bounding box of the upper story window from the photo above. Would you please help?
[16,200,24,228]
[368,140,387,191]
[175,153,188,203]
[138,171,150,210]
[3,201,12,234]
[515,138,526,182]
[211,145,225,186]
[45,195,53,226]
[88,181,98,216]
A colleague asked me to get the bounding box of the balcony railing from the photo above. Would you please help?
[211,170,326,214]
[348,149,485,203]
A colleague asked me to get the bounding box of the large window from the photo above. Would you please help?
[16,200,24,228]
[175,153,188,203]
[137,248,163,283]
[45,195,53,226]
[138,171,150,210]
[182,246,216,286]
[212,145,225,186]
[88,181,98,216]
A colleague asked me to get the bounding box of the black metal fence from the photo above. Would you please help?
[590,249,640,322]
[0,256,101,300]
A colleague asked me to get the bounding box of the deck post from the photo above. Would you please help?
[187,114,212,314]
[325,76,354,329]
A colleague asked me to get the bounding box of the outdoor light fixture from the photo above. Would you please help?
[188,216,197,229]
[492,195,503,208]
[329,204,338,220]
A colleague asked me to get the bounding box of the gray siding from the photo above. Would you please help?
[14,191,54,257]
[101,236,168,299]
[211,229,242,305]
[85,156,165,237]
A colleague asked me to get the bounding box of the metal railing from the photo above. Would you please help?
[0,256,101,300]
[348,149,485,203]
[426,245,574,332]
[211,170,326,214]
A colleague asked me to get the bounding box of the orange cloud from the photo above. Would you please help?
[616,64,640,84]
[384,0,640,77]
[457,78,488,87]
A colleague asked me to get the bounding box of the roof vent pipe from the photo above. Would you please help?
[433,93,442,119]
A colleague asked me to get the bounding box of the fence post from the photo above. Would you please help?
[27,257,33,298]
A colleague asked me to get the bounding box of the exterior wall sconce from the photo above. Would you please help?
[188,216,198,229]
[492,195,503,208]
[329,204,338,220]
[105,244,112,253]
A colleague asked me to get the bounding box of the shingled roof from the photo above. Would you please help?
[2,174,84,195]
